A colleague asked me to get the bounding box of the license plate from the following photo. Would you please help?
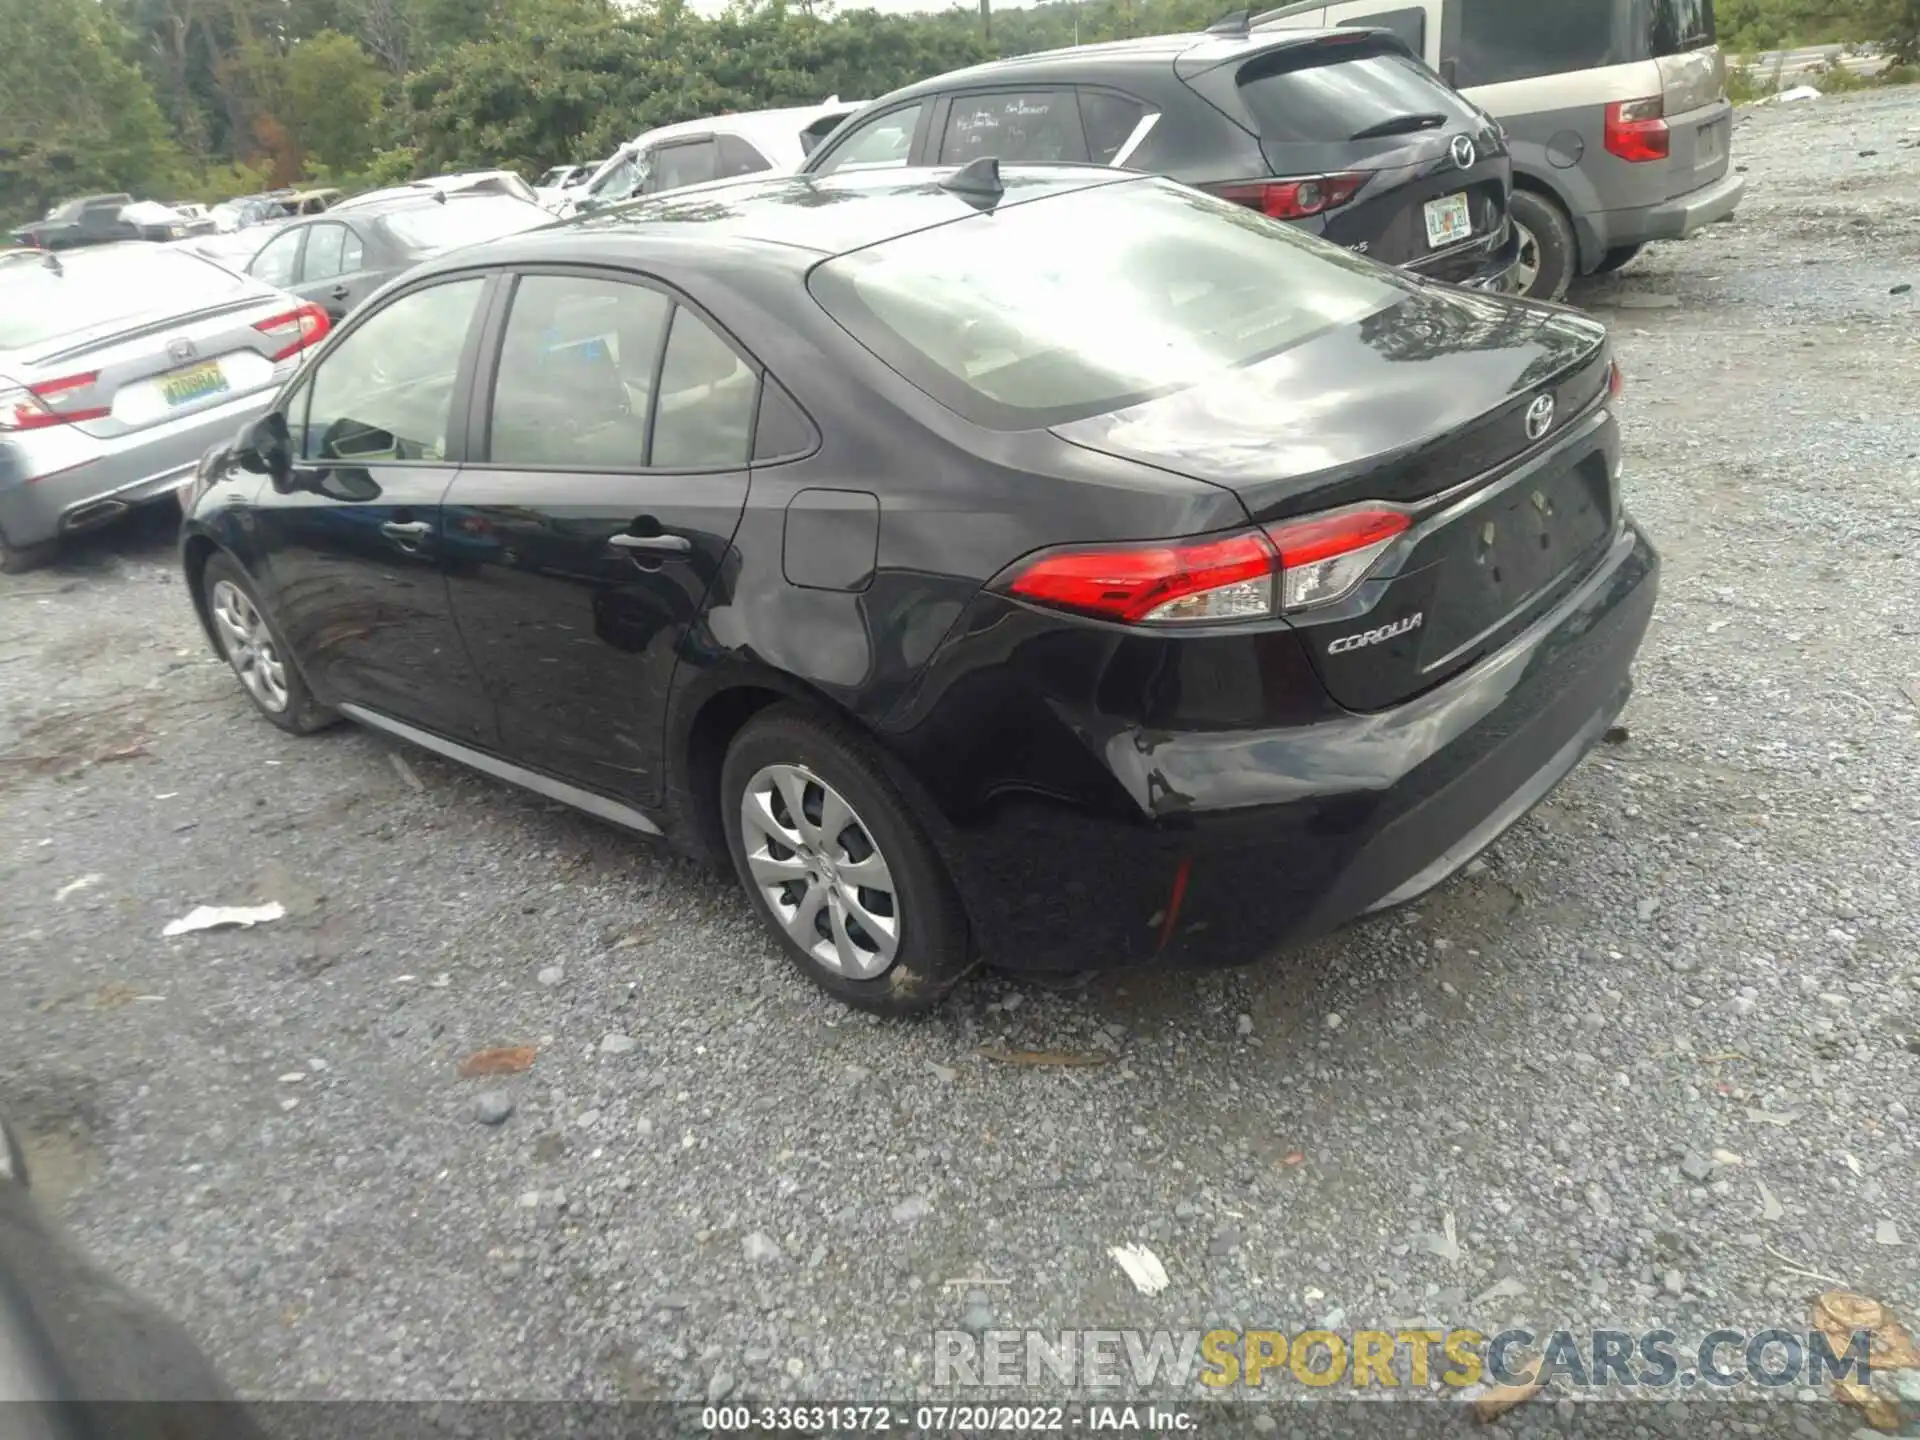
[1697,120,1727,165]
[161,360,229,408]
[1424,193,1473,249]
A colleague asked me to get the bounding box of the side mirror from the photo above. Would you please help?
[236,411,294,490]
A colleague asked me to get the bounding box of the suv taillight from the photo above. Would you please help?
[1604,98,1670,163]
[254,303,331,362]
[1003,507,1412,626]
[1210,173,1370,220]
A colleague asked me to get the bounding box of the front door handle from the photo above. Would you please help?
[381,520,432,540]
[609,531,692,554]
[329,284,350,301]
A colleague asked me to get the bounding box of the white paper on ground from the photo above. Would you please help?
[1108,1243,1170,1296]
[162,902,287,937]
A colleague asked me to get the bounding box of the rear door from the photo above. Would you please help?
[292,220,373,320]
[250,274,497,744]
[441,269,756,805]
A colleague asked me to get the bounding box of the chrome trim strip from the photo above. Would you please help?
[338,704,664,836]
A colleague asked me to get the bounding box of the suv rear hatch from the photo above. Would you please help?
[1648,0,1732,202]
[1180,33,1510,271]
[1052,284,1616,711]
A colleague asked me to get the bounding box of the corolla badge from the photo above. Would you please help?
[1451,134,1477,171]
[1525,393,1556,441]
[1327,613,1423,655]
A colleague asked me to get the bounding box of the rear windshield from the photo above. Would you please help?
[1648,0,1715,55]
[1236,44,1470,145]
[0,247,253,351]
[377,196,549,254]
[809,177,1400,430]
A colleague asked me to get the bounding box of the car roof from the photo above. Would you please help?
[847,25,1364,102]
[332,186,537,217]
[417,165,1130,275]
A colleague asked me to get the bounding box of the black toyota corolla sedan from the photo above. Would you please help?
[179,163,1658,1014]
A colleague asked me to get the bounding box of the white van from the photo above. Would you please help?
[1253,0,1742,299]
[562,100,867,219]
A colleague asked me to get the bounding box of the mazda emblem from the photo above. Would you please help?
[1525,394,1555,441]
[1451,135,1477,171]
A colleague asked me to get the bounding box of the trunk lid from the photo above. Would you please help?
[1052,286,1617,710]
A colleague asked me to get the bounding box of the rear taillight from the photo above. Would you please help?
[1604,99,1670,163]
[1211,173,1370,221]
[254,302,331,362]
[1609,359,1625,401]
[1267,508,1411,612]
[0,372,108,432]
[1003,506,1412,626]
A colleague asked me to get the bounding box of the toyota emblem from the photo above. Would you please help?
[1525,394,1555,441]
[1451,134,1477,171]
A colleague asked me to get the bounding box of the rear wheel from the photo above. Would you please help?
[200,553,335,735]
[722,703,972,1016]
[1509,190,1576,302]
[1594,243,1646,274]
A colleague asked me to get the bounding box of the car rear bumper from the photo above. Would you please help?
[1405,220,1523,293]
[1599,170,1747,248]
[930,518,1659,973]
[0,385,278,549]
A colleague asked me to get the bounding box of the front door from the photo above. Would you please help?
[442,270,757,804]
[251,274,497,746]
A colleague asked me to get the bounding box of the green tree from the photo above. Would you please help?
[0,0,186,223]
[281,29,386,172]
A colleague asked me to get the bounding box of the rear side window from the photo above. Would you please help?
[1455,0,1622,86]
[716,134,773,178]
[1077,90,1150,165]
[1236,45,1465,144]
[1648,0,1715,54]
[809,177,1400,430]
[652,308,758,469]
[938,91,1088,164]
[490,275,669,469]
[0,247,254,349]
[650,140,719,192]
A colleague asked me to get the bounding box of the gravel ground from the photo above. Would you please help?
[2,89,1916,1428]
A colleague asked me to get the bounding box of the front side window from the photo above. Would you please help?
[939,91,1088,164]
[249,227,305,287]
[1455,0,1626,86]
[303,278,486,462]
[489,275,670,468]
[810,177,1400,430]
[811,104,925,174]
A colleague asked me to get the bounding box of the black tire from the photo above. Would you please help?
[0,534,58,575]
[199,552,336,735]
[1510,190,1577,302]
[1593,243,1646,275]
[721,703,973,1015]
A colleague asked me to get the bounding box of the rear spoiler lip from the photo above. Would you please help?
[30,293,283,370]
[1174,25,1414,79]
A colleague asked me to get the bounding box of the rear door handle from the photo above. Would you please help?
[381,520,432,539]
[329,284,351,301]
[609,532,692,554]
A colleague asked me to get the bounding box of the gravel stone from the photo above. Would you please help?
[471,1092,514,1126]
